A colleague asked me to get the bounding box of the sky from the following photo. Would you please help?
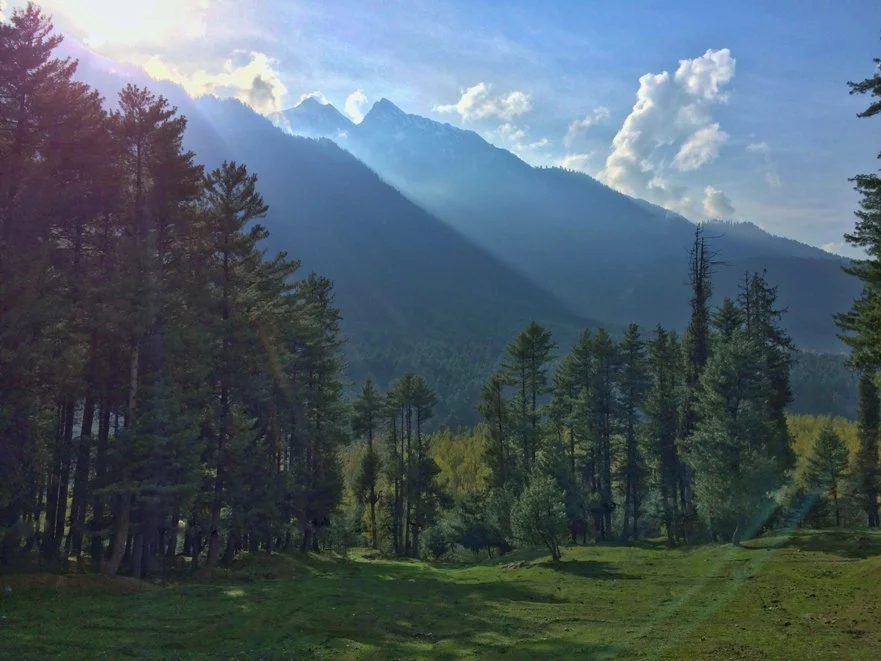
[9,0,881,255]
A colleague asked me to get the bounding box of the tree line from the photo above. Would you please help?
[0,6,347,573]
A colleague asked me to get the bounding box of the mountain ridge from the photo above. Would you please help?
[275,94,857,351]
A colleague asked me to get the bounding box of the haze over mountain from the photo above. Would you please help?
[277,96,859,352]
[60,37,859,424]
[65,40,594,424]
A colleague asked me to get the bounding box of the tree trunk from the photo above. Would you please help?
[53,400,76,554]
[102,495,131,576]
[89,404,111,563]
[166,507,180,558]
[404,404,412,556]
[41,404,64,559]
[833,491,840,527]
[69,397,96,556]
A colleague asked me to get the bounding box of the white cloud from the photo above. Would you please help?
[599,48,736,217]
[143,50,288,115]
[559,152,597,173]
[435,82,532,121]
[564,106,610,147]
[822,241,846,255]
[746,141,770,154]
[0,1,7,22]
[344,89,369,123]
[298,91,329,105]
[496,122,526,142]
[674,48,736,101]
[765,171,782,189]
[673,123,729,171]
[489,123,548,156]
[702,185,735,218]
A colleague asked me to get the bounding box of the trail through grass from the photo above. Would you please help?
[1,530,880,660]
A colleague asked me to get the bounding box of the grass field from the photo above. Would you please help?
[1,530,880,660]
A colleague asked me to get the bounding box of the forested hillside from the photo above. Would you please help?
[63,40,595,427]
[280,96,860,353]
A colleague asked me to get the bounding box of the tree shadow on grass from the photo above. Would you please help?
[221,556,610,659]
[6,553,622,660]
[744,529,881,559]
[542,559,638,580]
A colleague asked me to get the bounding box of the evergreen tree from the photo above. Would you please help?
[287,274,347,553]
[644,326,683,544]
[353,379,384,548]
[836,46,881,370]
[740,272,796,472]
[679,225,716,539]
[854,372,880,526]
[687,325,785,543]
[510,474,567,562]
[477,373,515,489]
[617,324,649,540]
[501,321,556,474]
[805,425,850,527]
[588,329,618,539]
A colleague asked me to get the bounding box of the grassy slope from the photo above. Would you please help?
[2,530,880,660]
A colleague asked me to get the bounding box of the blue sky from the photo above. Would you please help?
[16,0,881,254]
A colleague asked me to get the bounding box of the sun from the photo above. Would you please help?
[52,0,210,48]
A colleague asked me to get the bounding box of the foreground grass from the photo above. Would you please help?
[1,530,880,660]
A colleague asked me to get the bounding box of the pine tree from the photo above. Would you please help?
[740,272,796,471]
[201,160,271,567]
[588,329,618,539]
[854,372,880,526]
[353,379,384,548]
[617,324,649,540]
[478,373,515,489]
[287,274,347,553]
[679,225,716,540]
[644,326,683,544]
[805,425,850,527]
[501,321,556,474]
[836,45,881,370]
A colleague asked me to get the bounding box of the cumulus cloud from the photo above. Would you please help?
[746,141,769,154]
[143,50,288,115]
[599,48,735,217]
[344,89,369,122]
[702,185,735,218]
[435,82,532,122]
[564,106,610,147]
[673,124,729,171]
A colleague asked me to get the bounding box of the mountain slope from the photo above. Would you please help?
[65,43,593,424]
[280,97,858,351]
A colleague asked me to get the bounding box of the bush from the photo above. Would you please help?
[421,523,455,560]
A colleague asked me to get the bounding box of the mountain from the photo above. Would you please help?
[272,96,353,138]
[64,41,856,422]
[279,97,859,352]
[64,43,593,425]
